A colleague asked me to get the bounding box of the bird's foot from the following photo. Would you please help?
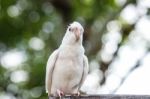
[73,91,80,96]
[56,89,64,98]
[76,91,80,96]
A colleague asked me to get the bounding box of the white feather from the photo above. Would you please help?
[45,22,89,96]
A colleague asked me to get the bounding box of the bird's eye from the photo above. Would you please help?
[69,27,71,31]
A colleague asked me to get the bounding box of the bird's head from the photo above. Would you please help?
[67,21,84,41]
[62,21,84,45]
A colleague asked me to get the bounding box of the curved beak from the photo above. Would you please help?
[75,27,80,41]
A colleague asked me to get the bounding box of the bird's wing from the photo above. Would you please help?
[79,55,89,89]
[45,49,59,94]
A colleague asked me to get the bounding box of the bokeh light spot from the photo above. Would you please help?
[1,50,27,69]
[7,5,21,18]
[10,70,29,83]
[29,37,45,51]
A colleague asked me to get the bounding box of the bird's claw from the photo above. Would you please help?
[77,91,80,96]
[73,91,80,96]
[57,89,64,98]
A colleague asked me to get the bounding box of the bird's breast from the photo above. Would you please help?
[55,54,83,74]
[51,50,84,91]
[50,46,84,93]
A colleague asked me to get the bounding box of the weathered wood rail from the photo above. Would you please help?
[49,95,150,99]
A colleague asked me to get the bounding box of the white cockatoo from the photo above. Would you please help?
[45,22,89,97]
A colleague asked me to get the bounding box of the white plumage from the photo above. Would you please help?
[45,22,89,96]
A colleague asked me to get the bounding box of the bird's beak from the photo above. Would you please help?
[75,27,80,41]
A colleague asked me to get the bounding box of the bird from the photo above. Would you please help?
[45,21,89,97]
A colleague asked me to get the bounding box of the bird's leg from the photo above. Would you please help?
[56,89,64,98]
[77,91,80,96]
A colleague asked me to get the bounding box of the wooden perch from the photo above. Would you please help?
[49,95,150,99]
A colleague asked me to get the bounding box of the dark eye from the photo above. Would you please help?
[69,27,71,31]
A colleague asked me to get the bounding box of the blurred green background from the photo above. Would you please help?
[0,0,150,98]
